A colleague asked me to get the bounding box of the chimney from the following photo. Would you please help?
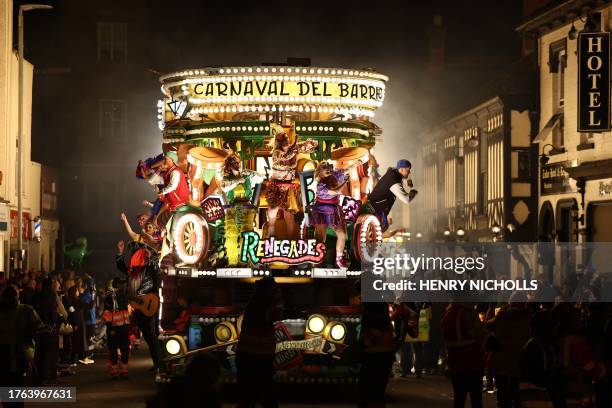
[427,15,446,74]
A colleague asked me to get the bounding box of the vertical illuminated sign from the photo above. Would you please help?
[578,32,610,132]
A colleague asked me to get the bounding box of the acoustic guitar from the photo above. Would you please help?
[129,293,159,317]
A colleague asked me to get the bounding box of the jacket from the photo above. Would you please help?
[116,241,160,297]
[486,306,532,377]
[367,167,404,214]
[162,165,190,212]
[80,279,96,326]
[103,289,130,327]
[0,304,42,373]
[442,303,486,374]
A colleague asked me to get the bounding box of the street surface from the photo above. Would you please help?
[28,347,497,408]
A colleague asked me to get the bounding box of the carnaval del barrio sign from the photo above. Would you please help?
[240,232,325,265]
[578,32,611,132]
[160,67,388,117]
[189,80,384,104]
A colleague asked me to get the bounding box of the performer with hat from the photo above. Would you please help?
[158,151,190,213]
[366,159,417,231]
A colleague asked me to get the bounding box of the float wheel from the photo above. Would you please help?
[352,214,382,262]
[171,212,210,265]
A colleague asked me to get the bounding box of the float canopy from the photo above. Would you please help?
[330,147,369,161]
[160,66,388,120]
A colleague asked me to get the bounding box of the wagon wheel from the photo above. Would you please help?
[352,214,382,262]
[171,212,210,265]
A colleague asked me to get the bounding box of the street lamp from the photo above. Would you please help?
[539,143,555,166]
[17,4,53,270]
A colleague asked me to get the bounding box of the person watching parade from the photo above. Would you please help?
[367,159,417,231]
[158,151,190,213]
[103,277,131,380]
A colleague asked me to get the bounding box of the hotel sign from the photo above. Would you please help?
[578,32,611,132]
[540,161,577,195]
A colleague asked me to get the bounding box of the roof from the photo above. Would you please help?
[517,0,612,36]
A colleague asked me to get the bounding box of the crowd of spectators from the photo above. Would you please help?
[0,268,106,389]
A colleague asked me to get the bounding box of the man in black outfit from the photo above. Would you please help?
[366,159,417,231]
[116,240,161,372]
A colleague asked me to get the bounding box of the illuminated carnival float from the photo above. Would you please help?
[151,64,388,382]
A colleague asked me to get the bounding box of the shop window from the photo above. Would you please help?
[97,22,127,63]
[99,100,127,139]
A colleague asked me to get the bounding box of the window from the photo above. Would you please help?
[552,113,564,150]
[97,22,127,62]
[477,133,487,215]
[99,100,127,139]
[549,38,567,150]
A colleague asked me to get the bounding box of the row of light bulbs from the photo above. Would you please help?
[187,95,384,108]
[188,104,375,117]
[161,67,388,81]
[186,125,271,135]
[296,125,370,138]
[173,75,386,88]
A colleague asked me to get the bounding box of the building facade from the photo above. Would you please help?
[416,96,537,243]
[0,0,43,275]
[517,0,612,286]
[28,0,159,278]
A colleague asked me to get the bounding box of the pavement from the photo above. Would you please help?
[26,346,497,408]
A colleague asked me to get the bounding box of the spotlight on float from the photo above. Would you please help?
[416,232,422,239]
[443,229,451,237]
[491,223,501,235]
[306,314,326,336]
[323,321,347,344]
[214,321,238,344]
[456,227,465,238]
[164,336,186,356]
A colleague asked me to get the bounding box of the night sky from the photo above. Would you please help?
[24,0,524,169]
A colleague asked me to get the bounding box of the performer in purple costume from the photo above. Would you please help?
[310,162,350,269]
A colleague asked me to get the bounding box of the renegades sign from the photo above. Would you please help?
[578,32,611,132]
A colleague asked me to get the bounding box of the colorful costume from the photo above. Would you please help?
[266,138,317,211]
[161,164,190,212]
[136,154,165,217]
[221,170,264,204]
[309,169,347,228]
[103,284,130,379]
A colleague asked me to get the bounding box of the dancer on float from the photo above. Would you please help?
[220,154,264,204]
[265,126,317,238]
[309,161,352,269]
[157,151,190,213]
[136,153,166,223]
[366,159,417,231]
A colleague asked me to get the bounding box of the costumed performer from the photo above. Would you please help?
[266,126,317,238]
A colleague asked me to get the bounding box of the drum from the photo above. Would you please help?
[187,146,228,202]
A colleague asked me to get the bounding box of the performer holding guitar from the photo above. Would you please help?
[116,240,161,372]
